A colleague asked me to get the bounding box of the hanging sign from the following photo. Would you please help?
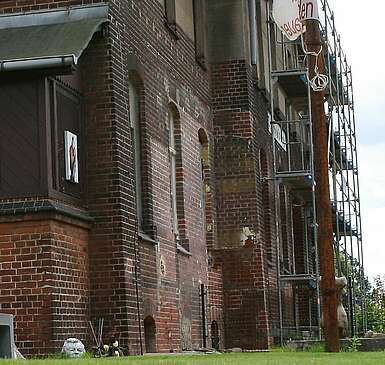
[272,0,319,41]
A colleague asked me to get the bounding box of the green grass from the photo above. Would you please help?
[2,352,385,365]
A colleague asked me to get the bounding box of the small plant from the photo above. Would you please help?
[346,336,361,352]
[303,343,325,352]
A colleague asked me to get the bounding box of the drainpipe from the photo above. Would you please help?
[248,0,257,65]
[200,283,207,348]
[133,207,144,355]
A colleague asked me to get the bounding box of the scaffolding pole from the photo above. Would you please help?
[266,0,366,346]
[320,0,367,336]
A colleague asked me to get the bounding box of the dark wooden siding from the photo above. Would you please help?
[0,79,46,197]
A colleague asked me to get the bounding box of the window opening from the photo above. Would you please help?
[129,81,144,230]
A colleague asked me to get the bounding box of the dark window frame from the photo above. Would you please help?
[164,0,179,39]
[193,0,207,69]
[0,75,85,207]
[129,80,145,233]
[48,76,85,203]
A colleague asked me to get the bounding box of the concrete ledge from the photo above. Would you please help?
[287,338,385,352]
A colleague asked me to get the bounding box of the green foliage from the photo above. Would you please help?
[278,343,325,353]
[303,343,325,352]
[366,275,385,333]
[346,336,362,352]
[2,352,385,365]
[335,254,370,334]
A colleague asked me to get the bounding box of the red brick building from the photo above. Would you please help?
[0,0,365,357]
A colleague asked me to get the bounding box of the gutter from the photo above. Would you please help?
[0,55,74,72]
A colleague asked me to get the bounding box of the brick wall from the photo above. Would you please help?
[0,0,212,355]
[0,0,310,354]
[108,0,212,353]
[210,58,273,349]
[0,214,89,357]
[219,246,269,349]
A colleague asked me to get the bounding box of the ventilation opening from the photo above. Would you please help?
[144,316,156,353]
[211,320,220,350]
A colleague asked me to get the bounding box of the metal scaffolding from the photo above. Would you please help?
[266,0,366,343]
[320,0,367,336]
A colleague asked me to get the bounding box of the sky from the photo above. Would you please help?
[326,0,385,280]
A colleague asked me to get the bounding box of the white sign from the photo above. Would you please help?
[272,0,319,41]
[273,124,287,151]
[64,131,79,184]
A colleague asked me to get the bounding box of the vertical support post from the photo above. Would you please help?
[305,19,339,352]
[348,276,355,337]
[266,5,285,346]
[200,283,207,348]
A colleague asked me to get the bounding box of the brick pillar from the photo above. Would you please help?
[211,61,269,349]
[80,28,142,353]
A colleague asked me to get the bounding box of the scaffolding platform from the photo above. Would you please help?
[330,132,354,170]
[331,205,358,237]
[330,154,353,171]
[276,172,314,202]
[280,273,318,283]
[271,69,308,98]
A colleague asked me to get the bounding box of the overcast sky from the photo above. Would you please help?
[326,0,385,280]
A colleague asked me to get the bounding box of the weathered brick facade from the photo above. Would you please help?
[0,0,306,356]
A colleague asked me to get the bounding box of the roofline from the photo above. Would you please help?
[0,3,109,30]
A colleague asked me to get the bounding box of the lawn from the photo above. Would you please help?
[1,352,385,365]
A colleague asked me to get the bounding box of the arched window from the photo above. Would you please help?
[144,316,156,353]
[168,108,179,241]
[128,80,143,230]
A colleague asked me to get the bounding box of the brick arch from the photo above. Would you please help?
[126,54,146,82]
[143,316,156,353]
[127,71,156,236]
[168,100,181,121]
[198,127,210,243]
[198,127,209,146]
[211,320,220,350]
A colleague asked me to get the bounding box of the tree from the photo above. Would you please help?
[366,276,385,333]
[335,253,370,335]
